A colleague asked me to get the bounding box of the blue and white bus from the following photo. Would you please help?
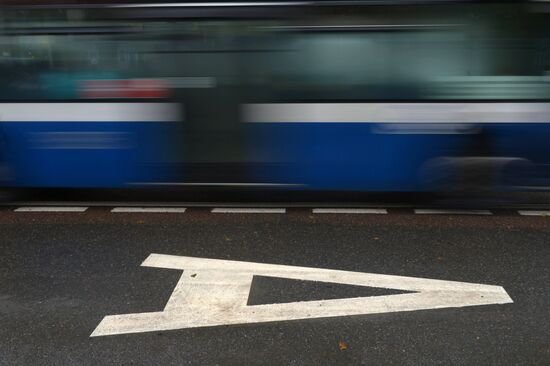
[1,0,550,192]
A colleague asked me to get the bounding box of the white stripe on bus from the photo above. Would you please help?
[0,103,180,122]
[242,102,550,123]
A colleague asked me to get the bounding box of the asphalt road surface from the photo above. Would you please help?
[1,206,550,365]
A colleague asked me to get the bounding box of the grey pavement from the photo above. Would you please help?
[1,207,549,365]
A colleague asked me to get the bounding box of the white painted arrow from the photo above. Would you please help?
[91,254,513,337]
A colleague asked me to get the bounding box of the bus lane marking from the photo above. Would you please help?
[518,210,550,216]
[91,254,513,337]
[211,208,286,213]
[111,207,187,213]
[312,208,388,214]
[414,209,492,215]
[14,207,88,212]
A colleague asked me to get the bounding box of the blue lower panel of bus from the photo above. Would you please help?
[1,121,178,188]
[247,123,550,191]
[4,120,550,191]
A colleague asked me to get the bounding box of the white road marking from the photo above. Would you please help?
[111,207,187,213]
[517,210,550,216]
[211,208,286,213]
[91,254,513,337]
[14,207,88,212]
[312,208,387,214]
[115,2,311,8]
[414,209,492,215]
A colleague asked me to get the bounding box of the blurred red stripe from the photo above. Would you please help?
[80,79,170,99]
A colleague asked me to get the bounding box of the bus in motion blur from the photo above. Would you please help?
[0,0,550,194]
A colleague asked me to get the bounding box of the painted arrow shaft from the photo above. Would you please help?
[143,254,508,293]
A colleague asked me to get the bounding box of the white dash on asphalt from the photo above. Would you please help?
[14,206,88,212]
[211,208,286,213]
[312,208,388,214]
[414,209,492,215]
[517,210,550,216]
[111,207,187,213]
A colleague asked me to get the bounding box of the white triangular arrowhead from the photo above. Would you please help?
[91,254,513,337]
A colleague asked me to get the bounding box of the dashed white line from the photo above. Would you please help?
[14,206,88,212]
[414,209,492,215]
[517,210,550,216]
[111,207,187,213]
[211,208,286,213]
[312,208,388,214]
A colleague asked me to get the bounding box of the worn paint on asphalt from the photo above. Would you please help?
[91,254,513,337]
